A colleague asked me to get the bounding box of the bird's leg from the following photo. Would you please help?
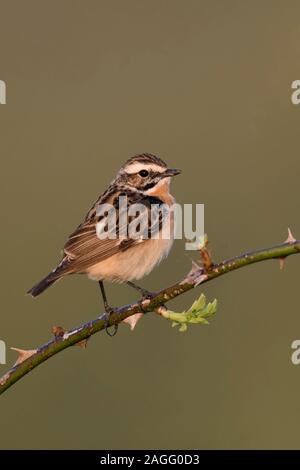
[126,281,155,300]
[98,281,118,337]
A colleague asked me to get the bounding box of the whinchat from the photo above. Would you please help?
[28,153,181,332]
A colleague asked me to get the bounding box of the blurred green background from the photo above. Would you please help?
[0,0,300,449]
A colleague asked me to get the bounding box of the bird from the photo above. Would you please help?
[27,153,181,334]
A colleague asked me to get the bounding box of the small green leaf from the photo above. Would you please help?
[178,323,188,332]
[161,293,218,332]
[187,234,209,251]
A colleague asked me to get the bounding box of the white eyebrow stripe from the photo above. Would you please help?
[124,163,165,174]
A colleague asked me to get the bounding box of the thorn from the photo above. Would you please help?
[285,227,296,244]
[0,372,10,386]
[181,260,205,285]
[52,326,65,338]
[194,273,209,286]
[11,347,37,366]
[191,260,201,273]
[76,339,89,349]
[279,257,286,270]
[122,313,143,331]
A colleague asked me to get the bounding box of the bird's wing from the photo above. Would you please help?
[61,191,164,274]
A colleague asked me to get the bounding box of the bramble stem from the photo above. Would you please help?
[0,235,299,395]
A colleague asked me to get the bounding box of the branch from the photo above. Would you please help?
[1,230,299,395]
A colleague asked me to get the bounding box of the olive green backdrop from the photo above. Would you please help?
[0,0,300,449]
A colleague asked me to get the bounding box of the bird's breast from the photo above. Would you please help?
[87,203,175,282]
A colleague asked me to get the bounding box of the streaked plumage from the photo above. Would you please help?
[27,153,180,302]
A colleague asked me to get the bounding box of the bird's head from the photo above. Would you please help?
[116,153,181,193]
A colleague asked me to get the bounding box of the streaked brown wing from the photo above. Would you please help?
[61,191,164,274]
[63,225,137,273]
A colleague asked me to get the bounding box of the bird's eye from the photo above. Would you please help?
[139,169,149,177]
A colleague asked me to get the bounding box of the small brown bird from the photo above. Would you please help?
[28,153,180,332]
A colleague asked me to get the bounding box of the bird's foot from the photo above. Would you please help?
[104,305,118,337]
[140,289,156,302]
[126,281,156,302]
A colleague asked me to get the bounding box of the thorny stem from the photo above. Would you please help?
[0,234,299,395]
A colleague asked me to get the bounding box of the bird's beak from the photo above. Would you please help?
[162,168,181,178]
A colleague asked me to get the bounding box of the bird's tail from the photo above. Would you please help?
[27,261,70,297]
[27,272,61,297]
